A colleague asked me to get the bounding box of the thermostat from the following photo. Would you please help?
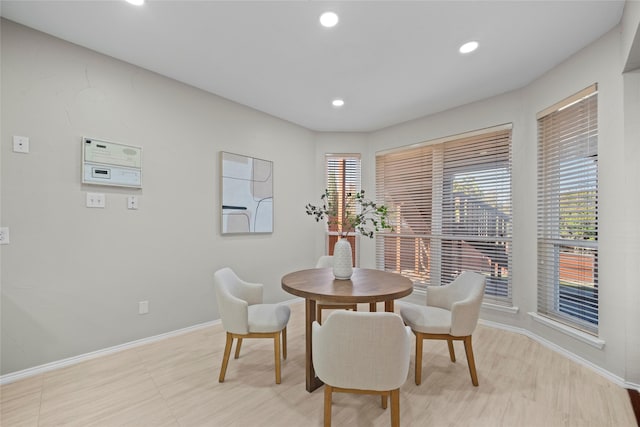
[82,137,142,188]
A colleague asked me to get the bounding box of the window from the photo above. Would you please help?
[537,84,598,334]
[326,154,361,263]
[376,125,513,305]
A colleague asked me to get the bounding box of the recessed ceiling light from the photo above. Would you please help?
[320,12,339,28]
[459,41,479,54]
[332,99,345,108]
[126,0,145,5]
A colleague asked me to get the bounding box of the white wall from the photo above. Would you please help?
[365,25,640,385]
[622,0,640,71]
[623,69,640,385]
[622,4,640,389]
[0,19,319,375]
[3,9,639,388]
[526,25,627,377]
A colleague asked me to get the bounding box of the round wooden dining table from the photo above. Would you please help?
[281,267,413,392]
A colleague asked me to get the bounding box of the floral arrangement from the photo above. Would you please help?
[305,189,392,238]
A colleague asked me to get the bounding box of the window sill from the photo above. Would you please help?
[409,290,520,314]
[528,312,605,349]
[482,302,519,314]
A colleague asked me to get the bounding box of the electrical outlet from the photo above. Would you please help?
[86,192,105,208]
[127,196,138,210]
[0,227,9,245]
[13,136,29,153]
[138,300,149,315]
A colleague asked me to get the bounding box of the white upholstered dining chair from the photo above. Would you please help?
[213,267,291,384]
[314,255,358,323]
[397,271,486,386]
[312,311,411,427]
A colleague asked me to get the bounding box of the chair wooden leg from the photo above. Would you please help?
[282,327,287,360]
[234,338,243,359]
[381,392,388,409]
[274,332,281,384]
[219,332,233,382]
[463,335,479,386]
[390,388,400,427]
[415,333,423,385]
[447,338,456,362]
[317,306,322,325]
[324,385,333,427]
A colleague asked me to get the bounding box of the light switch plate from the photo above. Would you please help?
[138,300,149,314]
[0,227,9,245]
[86,192,105,208]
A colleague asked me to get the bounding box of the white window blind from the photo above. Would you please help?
[376,126,513,305]
[326,154,361,261]
[537,84,598,334]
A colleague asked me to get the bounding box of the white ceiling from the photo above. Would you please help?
[0,1,625,132]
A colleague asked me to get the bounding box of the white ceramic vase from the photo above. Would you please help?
[332,238,353,280]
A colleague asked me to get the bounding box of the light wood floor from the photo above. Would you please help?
[1,301,636,426]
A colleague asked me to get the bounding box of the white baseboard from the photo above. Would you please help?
[480,318,639,391]
[2,298,637,393]
[0,319,220,386]
[0,297,303,386]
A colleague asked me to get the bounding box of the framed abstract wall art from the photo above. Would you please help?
[221,152,273,234]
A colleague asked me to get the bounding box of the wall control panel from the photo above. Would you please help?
[82,137,142,188]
